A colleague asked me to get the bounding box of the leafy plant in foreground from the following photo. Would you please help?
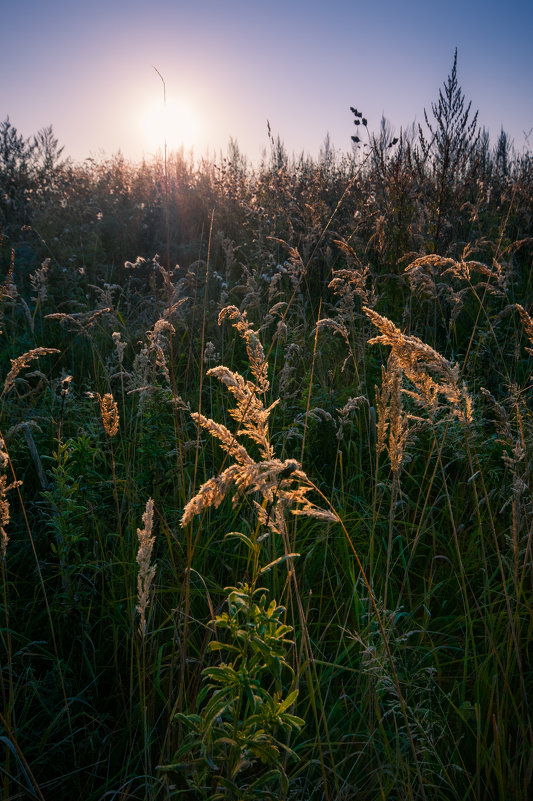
[160,306,337,799]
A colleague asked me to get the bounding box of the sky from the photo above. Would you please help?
[1,0,532,165]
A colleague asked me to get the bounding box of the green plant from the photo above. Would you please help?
[160,305,336,799]
[167,583,303,800]
[417,49,480,248]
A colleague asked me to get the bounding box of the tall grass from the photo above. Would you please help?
[0,94,532,800]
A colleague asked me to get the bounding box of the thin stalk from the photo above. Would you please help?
[308,479,428,801]
[0,427,77,766]
[383,469,400,612]
[0,556,13,799]
[299,298,321,467]
[0,710,46,801]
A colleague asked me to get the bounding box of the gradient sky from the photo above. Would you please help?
[2,0,532,164]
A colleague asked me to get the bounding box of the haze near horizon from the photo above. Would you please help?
[1,0,532,163]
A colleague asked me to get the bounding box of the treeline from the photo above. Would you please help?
[1,53,532,291]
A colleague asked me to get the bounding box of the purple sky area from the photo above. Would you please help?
[2,0,532,164]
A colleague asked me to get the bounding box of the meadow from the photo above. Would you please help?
[1,65,532,800]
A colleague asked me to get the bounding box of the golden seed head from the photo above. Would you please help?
[98,392,119,437]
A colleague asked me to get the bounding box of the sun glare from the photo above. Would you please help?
[140,96,198,154]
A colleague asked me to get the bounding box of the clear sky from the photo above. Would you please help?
[2,0,532,164]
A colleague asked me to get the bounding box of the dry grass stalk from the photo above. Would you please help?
[336,396,369,442]
[316,317,349,341]
[209,366,277,458]
[481,386,531,519]
[88,282,122,312]
[0,438,9,558]
[0,437,21,559]
[405,247,510,305]
[218,306,269,393]
[127,314,187,394]
[331,239,377,309]
[136,498,156,637]
[268,239,306,288]
[46,308,111,336]
[404,254,454,299]
[98,393,119,437]
[375,353,420,474]
[0,474,10,559]
[363,307,473,425]
[182,306,338,529]
[316,317,356,374]
[190,413,255,467]
[146,319,174,386]
[203,341,219,363]
[516,304,533,356]
[277,342,300,408]
[0,251,18,336]
[182,448,338,530]
[111,331,127,370]
[30,259,51,305]
[404,249,511,330]
[61,375,73,397]
[2,348,59,398]
[182,464,241,525]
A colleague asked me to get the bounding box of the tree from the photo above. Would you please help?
[0,119,67,243]
[0,117,36,235]
[0,117,34,186]
[495,128,511,178]
[32,125,65,179]
[418,49,480,248]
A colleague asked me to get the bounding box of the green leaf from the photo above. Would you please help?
[173,712,202,729]
[277,688,298,713]
[280,712,305,729]
[203,665,238,683]
[224,530,255,550]
[259,553,300,574]
[207,641,240,654]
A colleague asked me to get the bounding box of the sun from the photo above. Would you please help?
[140,95,199,154]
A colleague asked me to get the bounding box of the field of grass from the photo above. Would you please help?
[1,74,532,800]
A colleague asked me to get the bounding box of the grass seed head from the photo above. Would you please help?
[2,348,60,398]
[98,392,119,437]
[136,498,156,637]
